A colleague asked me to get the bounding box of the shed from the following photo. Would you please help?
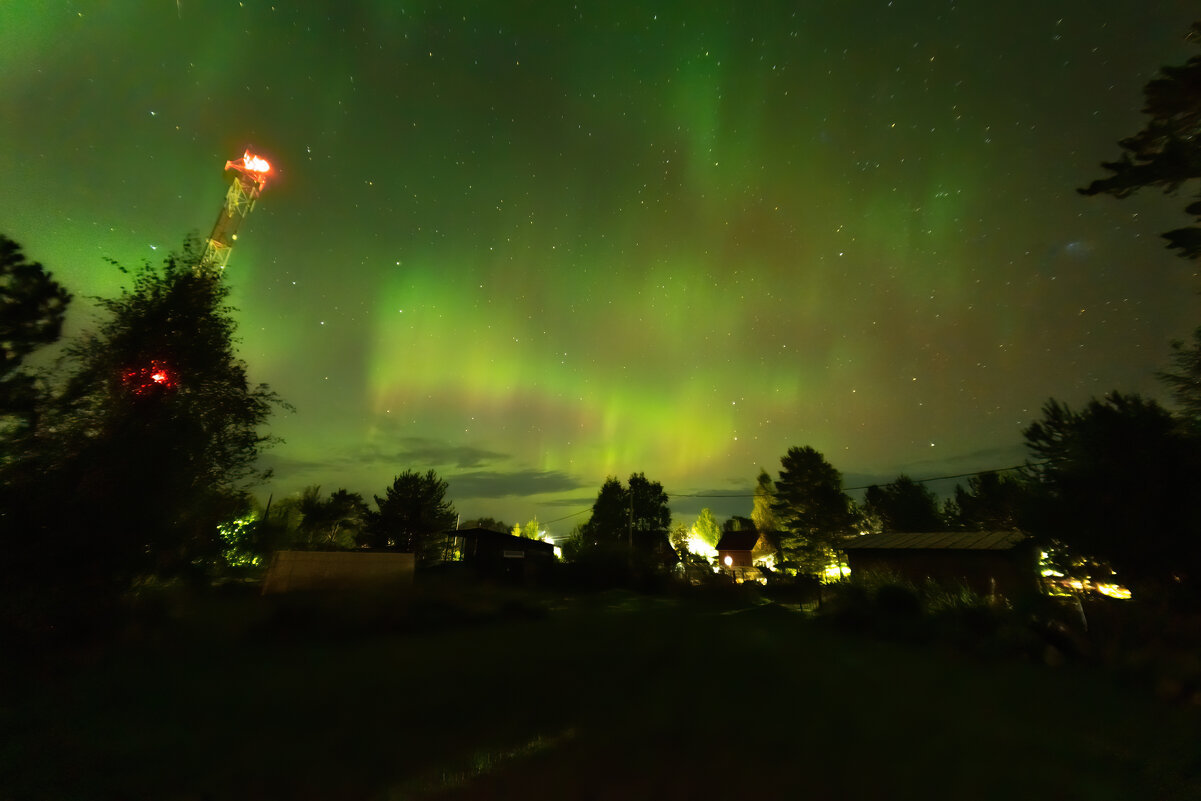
[261,550,414,595]
[839,530,1039,598]
[441,527,555,582]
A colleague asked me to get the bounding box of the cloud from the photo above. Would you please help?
[258,436,509,478]
[392,437,507,469]
[447,468,588,499]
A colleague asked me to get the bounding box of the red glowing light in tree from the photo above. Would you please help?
[121,360,178,396]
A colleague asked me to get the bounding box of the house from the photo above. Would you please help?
[715,530,778,583]
[441,527,555,582]
[838,530,1039,598]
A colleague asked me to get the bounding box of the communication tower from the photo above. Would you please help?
[196,149,272,276]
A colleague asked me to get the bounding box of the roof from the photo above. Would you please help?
[839,531,1027,551]
[446,527,555,554]
[715,530,762,551]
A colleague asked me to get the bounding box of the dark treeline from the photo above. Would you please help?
[4,20,1201,633]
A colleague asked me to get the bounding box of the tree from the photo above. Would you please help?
[1023,392,1201,598]
[462,517,509,533]
[1158,326,1201,434]
[771,446,854,574]
[363,469,456,563]
[692,507,721,550]
[751,468,778,533]
[580,472,672,551]
[722,515,755,533]
[862,475,945,533]
[580,477,628,546]
[512,518,543,540]
[1079,22,1201,260]
[0,234,71,446]
[947,472,1027,531]
[296,486,369,548]
[4,240,282,591]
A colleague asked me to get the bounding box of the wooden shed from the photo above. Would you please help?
[839,531,1039,598]
[261,550,415,595]
[441,527,555,582]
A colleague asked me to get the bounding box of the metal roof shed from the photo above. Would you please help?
[839,531,1039,598]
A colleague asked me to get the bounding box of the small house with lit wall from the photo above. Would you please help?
[715,530,778,583]
[839,530,1039,598]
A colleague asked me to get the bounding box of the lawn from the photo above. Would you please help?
[3,584,1199,800]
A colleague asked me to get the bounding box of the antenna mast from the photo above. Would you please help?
[196,149,272,277]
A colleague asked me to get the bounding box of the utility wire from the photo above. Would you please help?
[535,462,1047,528]
[665,462,1042,499]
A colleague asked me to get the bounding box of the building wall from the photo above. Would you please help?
[845,548,1038,597]
[261,550,415,595]
[718,549,754,568]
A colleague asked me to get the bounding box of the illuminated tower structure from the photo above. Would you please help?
[196,149,272,277]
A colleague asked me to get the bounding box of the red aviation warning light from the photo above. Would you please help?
[121,359,178,397]
[196,149,273,276]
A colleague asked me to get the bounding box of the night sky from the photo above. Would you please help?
[2,2,1197,530]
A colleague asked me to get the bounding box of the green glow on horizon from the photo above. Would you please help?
[2,2,1196,523]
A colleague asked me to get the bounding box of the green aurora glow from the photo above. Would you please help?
[1,1,1197,527]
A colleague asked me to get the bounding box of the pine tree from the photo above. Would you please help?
[1080,22,1201,260]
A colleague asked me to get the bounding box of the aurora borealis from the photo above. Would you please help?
[2,2,1197,528]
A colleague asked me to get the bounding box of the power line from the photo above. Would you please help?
[534,462,1045,527]
[538,505,594,525]
[665,462,1040,499]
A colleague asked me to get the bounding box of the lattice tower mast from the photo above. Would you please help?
[196,149,272,277]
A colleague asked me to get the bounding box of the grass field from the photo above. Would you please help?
[3,583,1200,800]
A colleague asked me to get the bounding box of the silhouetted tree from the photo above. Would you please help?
[1079,21,1201,260]
[863,475,945,533]
[0,234,71,449]
[576,473,675,584]
[362,470,456,563]
[462,517,509,533]
[771,446,854,574]
[1023,392,1201,599]
[4,240,283,599]
[722,515,756,533]
[296,485,369,548]
[947,472,1027,531]
[1158,326,1201,434]
[581,472,671,550]
[581,477,628,546]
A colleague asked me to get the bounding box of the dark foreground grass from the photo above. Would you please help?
[3,586,1200,800]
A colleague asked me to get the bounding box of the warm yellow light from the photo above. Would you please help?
[723,555,733,567]
[685,534,718,559]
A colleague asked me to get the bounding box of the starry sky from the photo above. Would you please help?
[2,1,1197,531]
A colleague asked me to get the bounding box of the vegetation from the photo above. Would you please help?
[1079,21,1201,261]
[863,474,946,533]
[1022,392,1201,601]
[4,24,1201,794]
[0,234,71,445]
[361,469,457,563]
[3,587,1200,800]
[1,239,283,629]
[771,446,855,574]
